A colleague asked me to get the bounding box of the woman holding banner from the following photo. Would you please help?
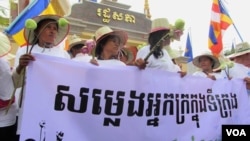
[12,14,71,139]
[134,18,186,77]
[0,32,19,141]
[14,14,70,76]
[221,42,250,97]
[192,52,222,80]
[90,26,129,66]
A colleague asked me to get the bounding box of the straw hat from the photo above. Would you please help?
[24,14,70,46]
[94,26,128,45]
[68,34,85,51]
[166,47,189,64]
[229,42,250,59]
[192,52,220,69]
[3,53,15,60]
[150,18,171,33]
[173,56,189,64]
[0,32,11,57]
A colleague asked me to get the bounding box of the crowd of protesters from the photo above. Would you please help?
[1,14,250,141]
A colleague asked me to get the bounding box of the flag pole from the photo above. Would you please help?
[188,27,192,43]
[232,23,244,42]
[220,0,244,42]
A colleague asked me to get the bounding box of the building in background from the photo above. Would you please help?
[65,0,151,49]
[3,0,151,66]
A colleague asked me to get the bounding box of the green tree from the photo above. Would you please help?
[0,0,17,27]
[0,5,9,26]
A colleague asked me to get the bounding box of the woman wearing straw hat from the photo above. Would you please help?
[68,34,92,62]
[192,52,222,80]
[11,14,71,139]
[0,32,19,141]
[221,42,250,96]
[134,18,186,77]
[13,14,71,86]
[90,26,128,66]
[14,14,70,76]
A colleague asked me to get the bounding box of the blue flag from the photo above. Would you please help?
[4,0,55,46]
[184,33,193,62]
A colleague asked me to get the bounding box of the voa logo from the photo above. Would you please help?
[226,129,247,136]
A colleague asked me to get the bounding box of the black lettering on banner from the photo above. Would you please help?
[104,90,125,116]
[92,89,102,114]
[54,85,88,113]
[146,93,161,116]
[230,93,238,109]
[103,117,120,126]
[147,117,159,127]
[207,95,217,111]
[127,91,145,116]
[162,93,174,115]
[53,85,240,128]
[222,125,250,141]
[198,94,207,112]
[192,114,200,128]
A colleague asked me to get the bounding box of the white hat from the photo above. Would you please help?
[68,35,85,51]
[95,26,127,45]
[0,32,11,57]
[150,18,171,33]
[24,14,70,46]
[192,52,220,69]
[93,26,128,57]
[166,47,189,64]
[229,42,250,59]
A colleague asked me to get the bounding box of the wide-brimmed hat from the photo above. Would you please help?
[68,34,85,51]
[95,26,128,45]
[0,32,11,57]
[166,47,189,64]
[150,18,171,33]
[192,52,220,69]
[3,53,15,60]
[173,56,189,64]
[24,14,70,46]
[229,42,250,59]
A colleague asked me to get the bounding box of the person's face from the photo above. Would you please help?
[37,21,58,46]
[234,53,250,67]
[103,37,121,56]
[173,30,183,41]
[198,56,213,70]
[162,36,171,46]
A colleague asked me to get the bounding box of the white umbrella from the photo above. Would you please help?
[0,32,11,57]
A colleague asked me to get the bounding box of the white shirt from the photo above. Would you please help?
[193,71,223,79]
[72,53,92,62]
[221,63,250,79]
[136,45,180,72]
[221,62,250,97]
[71,53,126,66]
[0,58,18,127]
[13,44,70,134]
[97,59,126,66]
[14,44,70,68]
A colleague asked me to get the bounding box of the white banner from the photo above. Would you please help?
[20,54,250,141]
